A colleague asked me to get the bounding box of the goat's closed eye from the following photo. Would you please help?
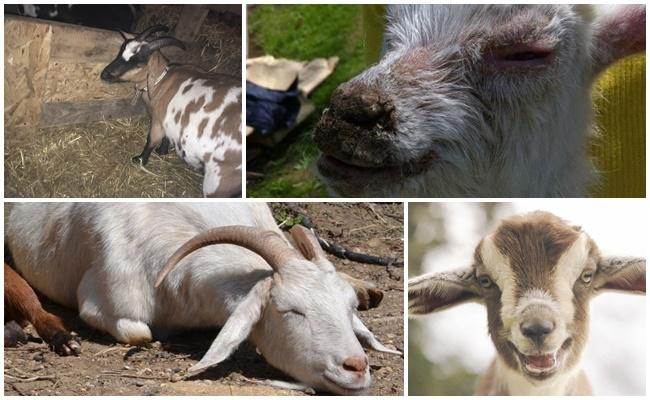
[485,43,555,69]
[283,309,306,318]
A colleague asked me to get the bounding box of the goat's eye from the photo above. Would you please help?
[477,275,493,288]
[581,270,594,284]
[485,43,555,69]
[284,309,305,318]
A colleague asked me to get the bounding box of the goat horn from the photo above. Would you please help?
[154,226,298,288]
[135,25,169,41]
[146,37,186,53]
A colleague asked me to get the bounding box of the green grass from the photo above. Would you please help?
[247,5,368,198]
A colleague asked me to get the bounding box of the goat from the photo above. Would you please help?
[101,25,242,197]
[7,203,400,394]
[4,262,80,355]
[408,211,645,395]
[314,5,646,197]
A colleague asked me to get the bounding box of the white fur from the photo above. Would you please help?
[163,79,242,196]
[408,211,645,395]
[319,4,644,197]
[7,203,395,395]
[122,40,145,61]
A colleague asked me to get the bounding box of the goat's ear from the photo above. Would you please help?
[117,29,135,41]
[590,5,645,75]
[352,314,401,355]
[290,225,326,261]
[595,256,646,293]
[339,272,383,310]
[408,267,480,315]
[186,278,272,377]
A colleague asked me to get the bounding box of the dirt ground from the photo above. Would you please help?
[4,203,404,395]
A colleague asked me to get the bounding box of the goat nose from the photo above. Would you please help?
[330,83,393,127]
[342,356,368,374]
[520,319,555,340]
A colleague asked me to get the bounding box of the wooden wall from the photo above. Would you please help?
[4,15,144,132]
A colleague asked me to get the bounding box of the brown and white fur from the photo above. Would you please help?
[101,25,241,197]
[409,211,645,395]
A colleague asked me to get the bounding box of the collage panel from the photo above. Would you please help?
[5,4,243,198]
[246,4,645,198]
[4,202,404,395]
[2,2,648,398]
[408,201,646,395]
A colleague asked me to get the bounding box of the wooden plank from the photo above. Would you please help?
[206,5,242,15]
[173,5,209,42]
[4,15,51,129]
[4,15,125,63]
[5,15,136,129]
[40,98,146,128]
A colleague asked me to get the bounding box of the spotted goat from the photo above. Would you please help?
[101,25,242,197]
[409,211,645,395]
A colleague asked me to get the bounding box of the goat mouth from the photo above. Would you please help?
[509,340,571,380]
[317,153,437,182]
[322,371,369,395]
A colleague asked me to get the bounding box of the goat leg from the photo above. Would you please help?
[4,264,80,356]
[133,123,165,165]
[132,133,155,165]
[155,136,170,156]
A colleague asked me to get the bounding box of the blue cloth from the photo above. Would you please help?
[246,80,301,135]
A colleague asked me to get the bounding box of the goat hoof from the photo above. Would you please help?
[131,156,146,165]
[155,147,169,156]
[50,331,81,356]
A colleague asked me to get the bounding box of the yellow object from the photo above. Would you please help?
[362,5,645,198]
[591,54,646,197]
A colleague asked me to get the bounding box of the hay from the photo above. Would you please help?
[5,117,203,198]
[4,6,241,198]
[136,5,242,77]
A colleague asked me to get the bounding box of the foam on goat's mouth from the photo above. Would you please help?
[522,351,558,374]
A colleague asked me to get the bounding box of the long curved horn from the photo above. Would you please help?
[135,25,169,41]
[154,226,299,288]
[145,37,186,53]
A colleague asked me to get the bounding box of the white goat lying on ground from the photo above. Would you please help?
[315,4,645,197]
[408,211,645,395]
[7,203,400,394]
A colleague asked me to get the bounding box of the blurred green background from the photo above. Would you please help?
[408,202,505,395]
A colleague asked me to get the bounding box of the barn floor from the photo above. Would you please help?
[4,5,242,198]
[3,203,404,396]
[4,118,204,198]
